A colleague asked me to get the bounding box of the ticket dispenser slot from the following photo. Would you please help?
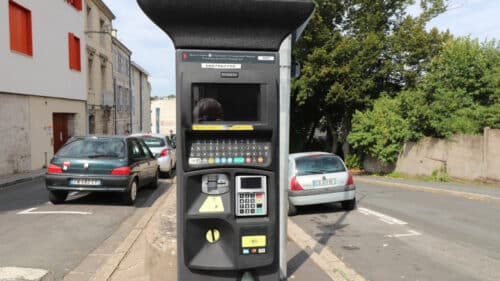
[202,174,229,194]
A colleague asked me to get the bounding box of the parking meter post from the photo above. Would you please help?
[278,35,292,280]
[137,1,314,280]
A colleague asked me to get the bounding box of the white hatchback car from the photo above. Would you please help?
[133,134,176,178]
[288,152,356,215]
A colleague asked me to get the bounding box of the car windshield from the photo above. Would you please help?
[295,155,346,176]
[142,137,166,148]
[56,138,126,158]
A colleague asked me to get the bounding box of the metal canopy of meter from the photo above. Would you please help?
[137,0,314,51]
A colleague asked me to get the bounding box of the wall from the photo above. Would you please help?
[395,128,500,182]
[151,98,176,135]
[0,94,31,174]
[0,93,85,175]
[0,0,86,101]
[29,96,86,170]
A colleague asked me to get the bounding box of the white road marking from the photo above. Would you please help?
[0,267,48,281]
[358,207,408,225]
[386,230,422,238]
[17,207,92,215]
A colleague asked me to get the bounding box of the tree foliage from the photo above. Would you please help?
[349,37,500,163]
[291,0,450,154]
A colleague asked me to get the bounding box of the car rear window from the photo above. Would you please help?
[57,138,126,158]
[295,155,346,176]
[142,137,166,148]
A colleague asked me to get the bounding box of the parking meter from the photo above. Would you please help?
[138,1,314,280]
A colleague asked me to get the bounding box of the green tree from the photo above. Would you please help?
[348,37,500,163]
[348,95,412,163]
[291,0,449,154]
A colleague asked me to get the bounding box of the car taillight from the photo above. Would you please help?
[160,148,171,157]
[347,172,354,186]
[290,176,304,191]
[111,166,131,176]
[48,164,63,174]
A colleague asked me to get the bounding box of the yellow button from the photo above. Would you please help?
[257,157,264,163]
[208,158,215,164]
[242,235,266,248]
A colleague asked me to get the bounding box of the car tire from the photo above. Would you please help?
[48,190,67,205]
[288,200,298,216]
[167,162,175,179]
[123,179,138,206]
[149,170,159,189]
[341,197,356,211]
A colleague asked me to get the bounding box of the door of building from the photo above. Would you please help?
[53,113,70,153]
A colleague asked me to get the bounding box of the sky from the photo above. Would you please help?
[103,0,500,98]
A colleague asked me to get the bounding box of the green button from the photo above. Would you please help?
[234,157,245,164]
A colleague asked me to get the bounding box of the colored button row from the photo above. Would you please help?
[188,157,266,165]
[242,248,266,255]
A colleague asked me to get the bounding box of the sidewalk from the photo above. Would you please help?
[106,185,336,281]
[356,175,500,200]
[0,169,45,188]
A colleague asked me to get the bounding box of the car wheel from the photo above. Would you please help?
[288,199,298,216]
[123,179,138,206]
[167,162,175,179]
[341,197,356,211]
[48,190,67,204]
[149,169,159,189]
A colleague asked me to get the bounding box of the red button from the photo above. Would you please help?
[251,248,257,254]
[246,157,252,164]
[256,193,263,198]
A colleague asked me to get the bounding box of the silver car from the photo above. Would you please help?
[288,152,356,216]
[133,134,176,178]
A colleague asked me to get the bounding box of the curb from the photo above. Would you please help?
[87,184,174,281]
[146,186,177,281]
[0,172,45,189]
[355,177,500,202]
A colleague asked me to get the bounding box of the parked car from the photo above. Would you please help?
[132,133,176,178]
[45,136,159,205]
[287,152,356,216]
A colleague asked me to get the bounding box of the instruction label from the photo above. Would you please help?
[199,196,225,213]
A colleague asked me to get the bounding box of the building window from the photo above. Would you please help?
[68,33,81,71]
[66,0,82,11]
[9,0,32,56]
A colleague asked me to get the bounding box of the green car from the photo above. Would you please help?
[45,136,159,205]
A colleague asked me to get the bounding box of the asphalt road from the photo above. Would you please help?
[291,178,500,281]
[0,177,171,280]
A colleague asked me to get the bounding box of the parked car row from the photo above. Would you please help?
[45,133,177,205]
[45,135,354,213]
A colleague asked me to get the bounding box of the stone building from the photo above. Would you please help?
[85,0,115,134]
[0,0,87,175]
[112,36,132,134]
[131,62,152,133]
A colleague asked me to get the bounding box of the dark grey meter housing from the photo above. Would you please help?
[137,0,315,50]
[138,1,314,280]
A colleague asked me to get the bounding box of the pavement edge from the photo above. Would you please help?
[87,184,175,281]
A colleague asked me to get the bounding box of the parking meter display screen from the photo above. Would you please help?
[192,84,261,122]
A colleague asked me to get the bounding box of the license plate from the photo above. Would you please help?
[312,178,335,187]
[70,178,101,186]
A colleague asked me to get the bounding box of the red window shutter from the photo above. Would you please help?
[68,33,81,71]
[75,0,82,11]
[9,0,33,56]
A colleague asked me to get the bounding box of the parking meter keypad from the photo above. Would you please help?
[188,138,271,167]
